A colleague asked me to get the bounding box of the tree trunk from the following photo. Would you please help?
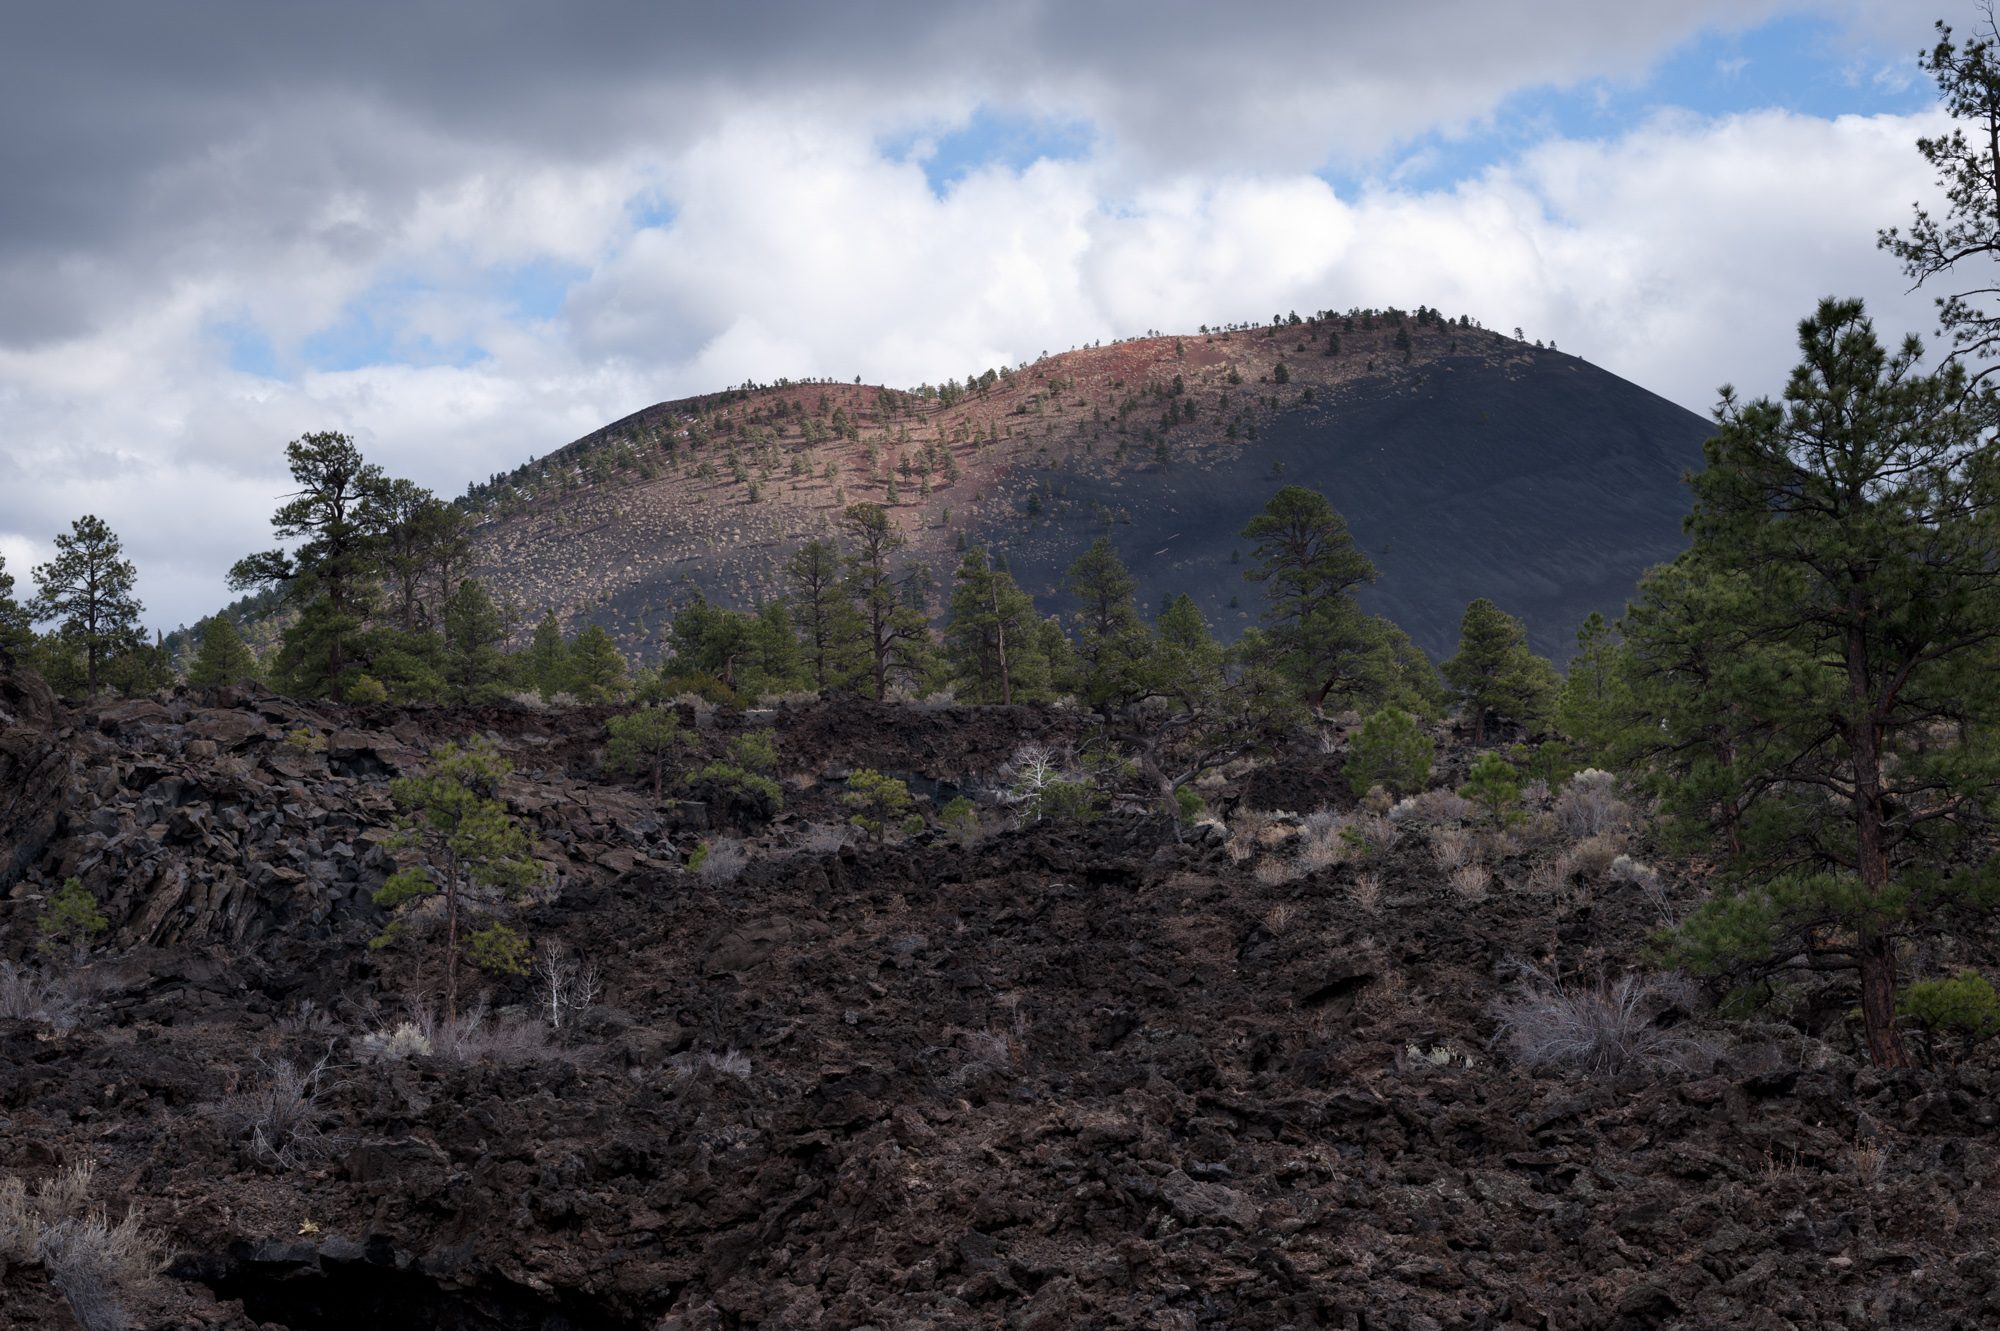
[444,851,460,1026]
[991,578,1011,706]
[1848,630,1911,1068]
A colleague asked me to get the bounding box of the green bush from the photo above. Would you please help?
[690,762,784,823]
[1900,970,2000,1059]
[466,923,530,977]
[939,796,980,844]
[1174,786,1205,825]
[1345,707,1432,797]
[38,877,107,956]
[1459,751,1522,825]
[843,768,914,843]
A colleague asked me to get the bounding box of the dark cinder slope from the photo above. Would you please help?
[986,351,1709,660]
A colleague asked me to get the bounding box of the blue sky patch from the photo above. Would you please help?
[1328,12,1932,196]
[884,106,1096,195]
[215,320,278,379]
[498,258,589,321]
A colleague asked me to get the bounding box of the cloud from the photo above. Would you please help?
[0,1,1961,630]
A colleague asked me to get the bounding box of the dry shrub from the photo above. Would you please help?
[1302,806,1344,840]
[1263,903,1297,936]
[1360,784,1395,815]
[1554,769,1629,839]
[670,1048,752,1082]
[228,1056,338,1170]
[1491,964,1700,1077]
[1252,858,1299,886]
[1520,778,1551,809]
[363,999,554,1064]
[1571,833,1625,878]
[1355,813,1399,855]
[1450,864,1492,899]
[1390,789,1476,827]
[798,822,851,854]
[1527,850,1579,895]
[1229,807,1274,861]
[757,690,819,708]
[697,836,749,885]
[0,961,81,1032]
[1,1162,160,1331]
[1351,872,1382,911]
[1430,827,1475,872]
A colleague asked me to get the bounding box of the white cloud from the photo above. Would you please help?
[0,2,1963,630]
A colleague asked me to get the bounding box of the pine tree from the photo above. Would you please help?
[1441,598,1557,745]
[525,612,568,701]
[605,707,686,798]
[945,547,1047,704]
[442,579,510,703]
[841,503,931,700]
[1880,15,2000,384]
[566,624,629,704]
[1241,485,1378,714]
[1632,298,2000,1068]
[1554,611,1630,763]
[374,738,540,1023]
[0,553,31,663]
[228,431,391,696]
[785,538,863,691]
[187,614,260,687]
[28,515,143,700]
[1345,706,1432,797]
[1062,537,1153,711]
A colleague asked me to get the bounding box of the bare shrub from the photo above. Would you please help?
[1297,827,1346,875]
[362,999,554,1064]
[1527,850,1578,896]
[1355,813,1399,855]
[1491,964,1699,1076]
[697,837,749,885]
[1571,833,1625,878]
[38,1211,159,1331]
[222,1056,338,1171]
[1302,806,1344,840]
[1554,769,1629,839]
[0,960,81,1031]
[670,1047,752,1083]
[1390,789,1476,826]
[276,998,335,1037]
[535,944,601,1032]
[757,690,819,708]
[1351,872,1382,911]
[503,690,549,711]
[1610,854,1676,922]
[362,1021,434,1060]
[1520,778,1551,809]
[952,1026,1027,1086]
[1252,857,1298,886]
[2,1162,159,1331]
[1450,864,1491,898]
[1430,827,1475,872]
[797,822,852,855]
[1263,903,1297,936]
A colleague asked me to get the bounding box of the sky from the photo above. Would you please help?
[0,1,1973,630]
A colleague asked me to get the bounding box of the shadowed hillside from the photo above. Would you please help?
[468,315,1709,661]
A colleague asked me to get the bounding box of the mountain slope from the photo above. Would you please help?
[469,315,1709,662]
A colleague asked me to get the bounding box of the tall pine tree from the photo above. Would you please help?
[1632,298,2000,1068]
[29,515,143,700]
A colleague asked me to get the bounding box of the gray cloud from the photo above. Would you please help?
[0,1,1959,630]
